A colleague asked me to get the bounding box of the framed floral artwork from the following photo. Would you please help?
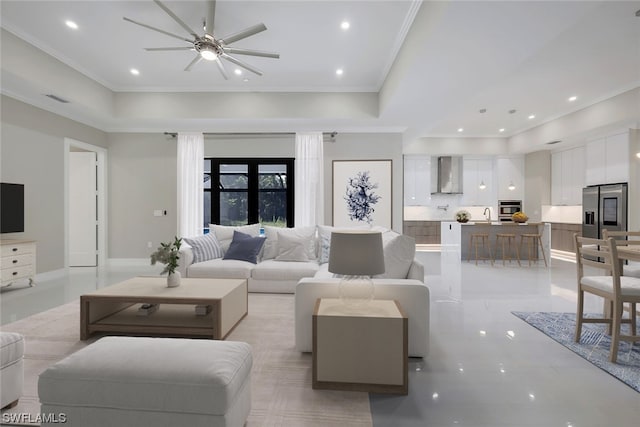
[332,160,392,228]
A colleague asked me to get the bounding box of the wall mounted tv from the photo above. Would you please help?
[1,183,25,233]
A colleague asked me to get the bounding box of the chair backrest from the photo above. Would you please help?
[574,234,623,293]
[602,229,640,247]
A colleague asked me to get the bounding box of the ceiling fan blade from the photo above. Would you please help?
[184,55,203,72]
[205,0,216,38]
[153,0,199,39]
[123,17,192,42]
[220,23,267,45]
[221,53,263,76]
[222,47,279,59]
[215,57,229,80]
[145,47,194,51]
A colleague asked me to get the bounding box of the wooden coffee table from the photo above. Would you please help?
[80,277,247,340]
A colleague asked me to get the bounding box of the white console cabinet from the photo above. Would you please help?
[1,239,36,287]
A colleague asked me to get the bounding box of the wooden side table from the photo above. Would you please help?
[312,298,408,395]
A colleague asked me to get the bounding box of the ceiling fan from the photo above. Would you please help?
[123,0,279,79]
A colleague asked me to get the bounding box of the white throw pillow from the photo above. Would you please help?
[209,223,261,253]
[183,233,224,264]
[263,226,316,260]
[274,233,310,262]
[375,232,416,279]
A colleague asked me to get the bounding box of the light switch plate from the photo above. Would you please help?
[153,210,163,217]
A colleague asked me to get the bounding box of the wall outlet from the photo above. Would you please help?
[147,241,153,248]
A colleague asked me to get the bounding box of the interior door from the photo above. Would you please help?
[69,151,97,266]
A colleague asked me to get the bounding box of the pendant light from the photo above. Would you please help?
[508,181,516,191]
[479,180,486,190]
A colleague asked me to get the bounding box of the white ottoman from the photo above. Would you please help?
[1,332,24,409]
[38,337,252,427]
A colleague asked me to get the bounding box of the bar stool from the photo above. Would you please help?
[494,223,521,266]
[519,223,547,267]
[468,224,493,266]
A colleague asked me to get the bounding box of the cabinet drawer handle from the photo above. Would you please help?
[12,271,18,276]
[12,247,18,252]
[12,260,18,264]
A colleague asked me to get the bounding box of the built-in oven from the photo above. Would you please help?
[498,200,522,222]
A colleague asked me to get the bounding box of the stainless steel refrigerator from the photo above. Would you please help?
[582,183,628,241]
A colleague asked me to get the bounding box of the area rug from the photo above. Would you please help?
[0,294,372,426]
[512,311,640,393]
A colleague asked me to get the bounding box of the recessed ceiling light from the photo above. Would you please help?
[336,68,343,76]
[130,68,140,76]
[499,128,505,133]
[243,78,249,82]
[528,114,535,119]
[234,69,242,76]
[457,128,464,132]
[636,152,640,159]
[341,21,350,30]
[568,96,577,102]
[65,20,78,30]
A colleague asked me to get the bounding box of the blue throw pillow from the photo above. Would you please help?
[223,231,266,264]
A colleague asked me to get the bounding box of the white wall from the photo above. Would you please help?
[404,137,509,155]
[107,133,177,259]
[204,136,294,158]
[0,96,108,273]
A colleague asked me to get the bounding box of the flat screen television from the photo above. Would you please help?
[1,183,25,233]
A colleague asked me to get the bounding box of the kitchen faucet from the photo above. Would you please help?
[483,207,492,222]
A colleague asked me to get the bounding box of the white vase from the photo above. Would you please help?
[167,271,181,288]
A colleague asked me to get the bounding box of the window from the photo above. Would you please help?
[204,158,294,230]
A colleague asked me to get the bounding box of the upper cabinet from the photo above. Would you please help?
[551,146,584,205]
[461,158,493,206]
[403,155,431,206]
[585,132,630,186]
[495,156,524,201]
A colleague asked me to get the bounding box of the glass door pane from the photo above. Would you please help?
[219,164,249,226]
[258,164,287,227]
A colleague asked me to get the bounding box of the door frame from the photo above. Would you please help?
[64,138,108,268]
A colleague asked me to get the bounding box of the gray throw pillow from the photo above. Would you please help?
[223,231,266,264]
[183,233,224,264]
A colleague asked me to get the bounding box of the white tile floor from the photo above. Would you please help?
[1,252,639,426]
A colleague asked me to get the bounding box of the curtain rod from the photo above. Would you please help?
[164,131,337,138]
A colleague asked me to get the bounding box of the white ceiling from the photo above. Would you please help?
[1,0,639,140]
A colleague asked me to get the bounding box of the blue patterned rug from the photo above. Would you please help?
[512,311,640,393]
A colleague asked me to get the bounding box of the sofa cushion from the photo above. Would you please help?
[188,258,254,280]
[210,223,261,253]
[263,226,316,261]
[223,231,266,264]
[275,233,310,262]
[375,232,416,279]
[251,260,319,281]
[183,233,224,263]
[1,332,24,369]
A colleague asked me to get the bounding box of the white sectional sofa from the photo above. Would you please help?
[177,224,425,294]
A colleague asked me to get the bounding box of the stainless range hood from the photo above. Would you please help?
[431,156,463,194]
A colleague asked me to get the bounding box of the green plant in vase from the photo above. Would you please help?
[150,237,183,287]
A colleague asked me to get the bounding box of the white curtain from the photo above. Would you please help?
[295,132,324,226]
[177,132,204,238]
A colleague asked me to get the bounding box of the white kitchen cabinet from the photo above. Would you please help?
[585,132,630,185]
[403,155,430,206]
[496,156,524,201]
[551,147,585,205]
[585,138,605,186]
[461,158,492,206]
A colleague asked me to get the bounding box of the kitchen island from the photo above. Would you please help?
[441,221,551,265]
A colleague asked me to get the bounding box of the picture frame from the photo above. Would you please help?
[332,160,392,228]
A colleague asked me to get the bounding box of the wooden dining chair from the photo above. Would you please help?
[602,229,640,278]
[574,234,640,363]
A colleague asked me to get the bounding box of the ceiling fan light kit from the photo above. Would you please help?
[123,0,279,79]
